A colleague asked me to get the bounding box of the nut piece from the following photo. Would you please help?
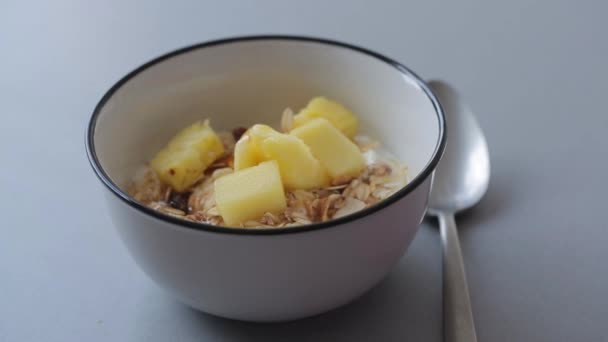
[281,108,294,132]
[334,198,366,218]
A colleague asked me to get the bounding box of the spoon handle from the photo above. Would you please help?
[438,213,477,342]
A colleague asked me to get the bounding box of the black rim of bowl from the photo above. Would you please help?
[85,35,447,235]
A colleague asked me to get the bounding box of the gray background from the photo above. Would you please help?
[1,0,607,341]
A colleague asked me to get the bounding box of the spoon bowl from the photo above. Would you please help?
[428,81,490,214]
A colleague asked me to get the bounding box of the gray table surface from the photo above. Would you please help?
[2,1,607,341]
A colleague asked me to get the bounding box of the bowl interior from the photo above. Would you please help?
[92,38,441,198]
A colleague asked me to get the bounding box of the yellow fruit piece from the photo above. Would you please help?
[260,134,330,190]
[167,121,225,167]
[232,124,329,189]
[233,136,261,171]
[150,121,224,191]
[292,97,359,139]
[291,118,365,183]
[214,160,287,226]
[247,124,281,146]
[233,124,281,171]
[150,148,204,192]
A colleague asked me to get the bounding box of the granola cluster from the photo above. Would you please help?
[128,131,407,228]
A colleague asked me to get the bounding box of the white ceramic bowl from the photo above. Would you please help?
[86,36,446,322]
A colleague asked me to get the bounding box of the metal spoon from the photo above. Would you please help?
[427,80,490,342]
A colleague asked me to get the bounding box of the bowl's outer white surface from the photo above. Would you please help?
[105,177,431,322]
[90,37,443,321]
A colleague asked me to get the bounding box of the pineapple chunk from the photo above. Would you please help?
[214,160,287,226]
[150,148,204,192]
[233,136,262,171]
[150,121,224,191]
[293,97,359,139]
[167,121,225,166]
[291,118,365,183]
[232,124,329,189]
[247,124,280,145]
[233,124,279,171]
[260,134,330,190]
